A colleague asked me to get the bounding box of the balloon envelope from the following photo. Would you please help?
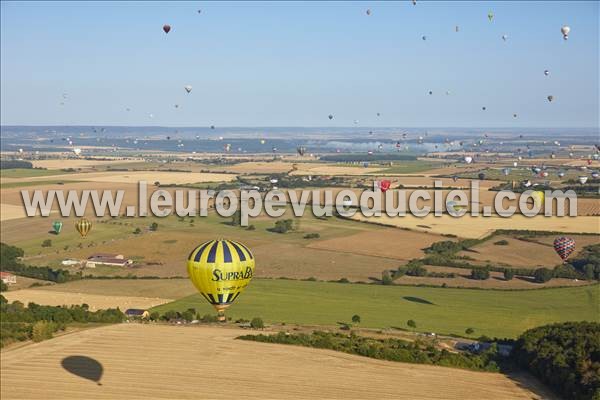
[52,221,63,234]
[163,24,171,34]
[553,237,575,261]
[187,239,255,320]
[75,218,92,237]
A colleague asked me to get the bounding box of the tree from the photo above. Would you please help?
[0,281,7,292]
[352,314,361,324]
[407,320,416,330]
[583,264,595,280]
[149,311,160,321]
[250,317,264,329]
[181,310,195,322]
[41,239,52,248]
[381,270,393,285]
[533,268,553,283]
[470,268,490,280]
[503,269,515,281]
[149,222,158,231]
[31,321,55,342]
[133,227,142,234]
[465,328,475,335]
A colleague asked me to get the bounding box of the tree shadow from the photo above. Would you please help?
[47,230,59,235]
[516,276,538,284]
[61,356,103,385]
[403,296,435,305]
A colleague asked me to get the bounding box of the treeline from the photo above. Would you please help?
[0,160,33,169]
[0,297,124,347]
[238,331,501,372]
[512,321,600,400]
[420,240,600,283]
[1,243,81,283]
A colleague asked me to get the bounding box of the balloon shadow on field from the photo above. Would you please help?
[61,356,103,385]
[403,296,435,305]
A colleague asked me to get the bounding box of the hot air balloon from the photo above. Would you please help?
[530,191,545,209]
[163,24,171,34]
[75,218,92,237]
[464,156,473,164]
[422,35,427,41]
[544,70,550,76]
[478,172,486,180]
[557,171,565,178]
[187,239,255,321]
[513,113,518,118]
[428,90,433,95]
[452,175,458,182]
[73,148,82,156]
[446,200,466,216]
[52,221,63,234]
[297,146,306,156]
[224,143,231,152]
[547,95,554,102]
[553,237,575,262]
[488,12,494,22]
[591,171,599,179]
[522,180,532,188]
[260,139,266,145]
[561,25,570,40]
[502,34,508,41]
[482,106,487,111]
[502,168,511,176]
[578,176,588,184]
[379,180,391,192]
[211,125,216,130]
[455,26,459,32]
[366,9,371,15]
[184,85,192,93]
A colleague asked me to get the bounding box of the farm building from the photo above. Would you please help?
[124,309,150,319]
[86,253,133,268]
[0,271,17,285]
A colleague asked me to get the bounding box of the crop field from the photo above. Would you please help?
[31,158,144,170]
[0,323,557,400]
[459,234,600,268]
[152,279,600,338]
[306,228,447,261]
[0,168,69,178]
[351,213,600,238]
[1,289,171,311]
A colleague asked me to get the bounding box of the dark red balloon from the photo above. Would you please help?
[163,24,171,34]
[379,180,391,192]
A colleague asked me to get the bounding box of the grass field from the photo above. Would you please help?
[151,279,600,338]
[0,323,556,400]
[378,161,446,174]
[0,168,68,178]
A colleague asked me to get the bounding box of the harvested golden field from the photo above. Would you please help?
[32,158,144,170]
[307,228,446,261]
[350,214,600,239]
[0,324,556,400]
[0,203,38,221]
[4,170,237,185]
[1,289,171,311]
[29,278,197,299]
[459,235,600,268]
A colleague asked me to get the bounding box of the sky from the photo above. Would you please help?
[1,1,598,128]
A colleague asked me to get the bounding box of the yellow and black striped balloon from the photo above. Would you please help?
[75,218,92,237]
[187,239,255,319]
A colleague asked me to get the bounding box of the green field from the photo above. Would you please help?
[0,168,68,178]
[151,279,600,338]
[377,161,444,174]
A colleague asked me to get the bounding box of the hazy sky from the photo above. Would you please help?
[1,1,598,128]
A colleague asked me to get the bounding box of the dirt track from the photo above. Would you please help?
[0,324,557,400]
